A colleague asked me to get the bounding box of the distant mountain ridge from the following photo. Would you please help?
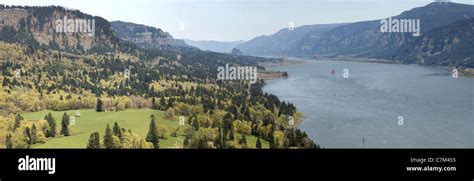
[237,2,474,68]
[236,23,345,56]
[183,39,244,53]
[305,2,474,60]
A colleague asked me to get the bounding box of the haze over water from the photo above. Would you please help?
[264,60,474,148]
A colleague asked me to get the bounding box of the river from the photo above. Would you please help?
[263,60,474,148]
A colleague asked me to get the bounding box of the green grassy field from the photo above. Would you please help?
[22,109,268,148]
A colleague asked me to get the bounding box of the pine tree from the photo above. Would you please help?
[228,126,235,141]
[167,97,174,108]
[269,126,275,149]
[112,122,123,141]
[44,113,56,137]
[103,124,114,149]
[222,113,233,137]
[146,115,160,148]
[215,128,225,148]
[60,112,70,136]
[2,77,8,87]
[5,134,13,149]
[87,132,101,149]
[30,124,38,144]
[13,114,23,131]
[191,116,200,131]
[256,137,262,149]
[159,96,167,110]
[96,98,104,112]
[151,97,159,110]
[24,127,31,148]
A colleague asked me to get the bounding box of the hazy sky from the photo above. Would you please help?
[3,0,474,41]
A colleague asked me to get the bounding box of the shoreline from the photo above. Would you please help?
[314,57,474,78]
[260,58,306,68]
[258,58,302,78]
[259,58,305,80]
[263,56,474,78]
[259,61,306,133]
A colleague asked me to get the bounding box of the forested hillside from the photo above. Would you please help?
[0,5,318,149]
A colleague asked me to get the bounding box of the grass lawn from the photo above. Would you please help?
[22,109,268,148]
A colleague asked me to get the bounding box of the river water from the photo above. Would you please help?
[263,60,474,148]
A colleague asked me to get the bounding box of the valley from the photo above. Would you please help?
[0,5,315,149]
[19,109,269,148]
[0,2,472,149]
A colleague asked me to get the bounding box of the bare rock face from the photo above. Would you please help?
[110,21,190,49]
[0,5,137,54]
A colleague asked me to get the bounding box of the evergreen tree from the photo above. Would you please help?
[96,98,104,112]
[60,112,70,136]
[159,96,167,110]
[256,137,262,149]
[191,116,200,131]
[228,126,235,141]
[2,77,7,87]
[146,115,160,148]
[215,128,225,148]
[23,127,31,148]
[30,124,38,144]
[269,126,275,149]
[103,124,114,149]
[112,122,123,140]
[222,113,233,137]
[44,113,56,137]
[5,134,13,149]
[13,114,23,131]
[86,132,101,149]
[151,97,159,110]
[167,97,174,108]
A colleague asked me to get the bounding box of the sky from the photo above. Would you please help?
[2,0,474,41]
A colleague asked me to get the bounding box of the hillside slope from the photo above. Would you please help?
[111,21,191,49]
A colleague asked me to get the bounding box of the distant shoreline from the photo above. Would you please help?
[316,57,474,78]
[262,56,474,78]
[260,58,306,67]
[259,58,304,80]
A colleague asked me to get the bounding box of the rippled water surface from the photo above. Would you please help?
[263,60,474,148]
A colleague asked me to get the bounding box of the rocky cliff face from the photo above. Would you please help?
[111,21,190,49]
[0,5,137,54]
